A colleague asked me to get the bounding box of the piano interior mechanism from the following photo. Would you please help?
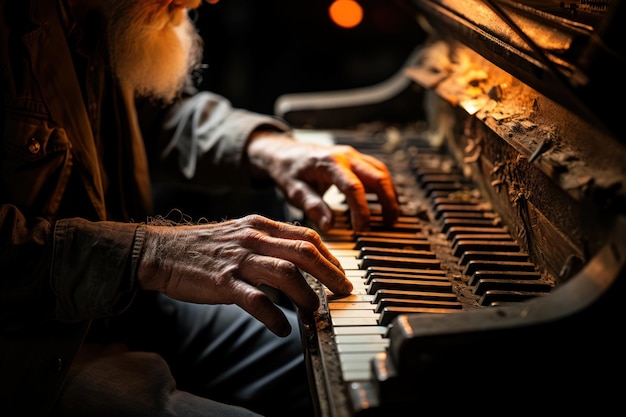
[274,0,626,414]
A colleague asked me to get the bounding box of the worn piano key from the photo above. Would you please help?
[367,278,453,294]
[325,241,359,250]
[364,266,447,278]
[365,272,449,285]
[467,270,542,287]
[479,290,546,306]
[369,215,421,225]
[336,256,361,270]
[360,255,440,270]
[326,293,375,303]
[329,301,375,310]
[458,251,529,265]
[463,260,537,276]
[368,223,422,233]
[339,353,379,381]
[372,289,458,304]
[419,173,467,184]
[358,247,436,259]
[337,342,389,353]
[378,306,459,326]
[375,298,462,312]
[434,203,492,216]
[439,211,497,221]
[441,218,501,234]
[333,326,387,336]
[451,233,516,251]
[336,334,388,344]
[432,196,483,209]
[472,278,552,295]
[332,318,380,327]
[424,183,469,198]
[452,240,521,257]
[357,231,426,240]
[446,226,509,240]
[354,236,430,250]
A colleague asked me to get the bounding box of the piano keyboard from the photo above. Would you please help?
[301,130,554,416]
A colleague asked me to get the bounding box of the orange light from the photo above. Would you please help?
[205,0,220,4]
[329,0,363,29]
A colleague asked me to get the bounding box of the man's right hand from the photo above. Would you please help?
[137,214,352,337]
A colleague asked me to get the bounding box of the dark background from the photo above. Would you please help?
[192,0,426,116]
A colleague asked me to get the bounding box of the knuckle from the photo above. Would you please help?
[295,240,320,262]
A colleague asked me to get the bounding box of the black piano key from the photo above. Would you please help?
[367,278,453,294]
[452,240,521,257]
[425,183,469,198]
[360,255,440,270]
[372,289,458,304]
[358,247,436,259]
[419,173,467,185]
[357,231,426,240]
[434,203,492,216]
[467,270,543,287]
[438,211,497,221]
[432,196,483,210]
[451,234,516,251]
[479,290,546,306]
[375,298,462,313]
[378,306,459,326]
[364,266,446,280]
[365,272,449,286]
[369,215,421,225]
[441,218,501,234]
[446,226,510,241]
[458,251,529,266]
[473,278,552,295]
[463,260,537,276]
[368,223,422,234]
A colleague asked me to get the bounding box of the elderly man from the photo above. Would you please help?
[0,0,399,416]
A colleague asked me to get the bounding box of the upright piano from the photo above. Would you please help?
[274,0,626,414]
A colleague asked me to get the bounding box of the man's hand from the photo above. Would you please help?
[247,133,400,232]
[137,215,352,337]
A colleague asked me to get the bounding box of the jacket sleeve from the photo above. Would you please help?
[0,204,143,324]
[139,89,291,188]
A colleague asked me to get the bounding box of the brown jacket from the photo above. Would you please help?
[0,0,288,414]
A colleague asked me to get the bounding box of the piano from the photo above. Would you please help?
[274,0,626,414]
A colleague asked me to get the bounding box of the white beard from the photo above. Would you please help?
[106,0,204,103]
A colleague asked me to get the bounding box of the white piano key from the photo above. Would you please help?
[326,294,375,303]
[335,334,389,345]
[338,343,389,353]
[331,309,377,318]
[332,317,379,326]
[336,256,360,270]
[329,302,375,310]
[333,326,387,335]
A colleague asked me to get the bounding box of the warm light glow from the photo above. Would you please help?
[205,0,220,4]
[329,0,363,29]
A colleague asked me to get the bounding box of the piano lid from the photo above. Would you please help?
[405,0,625,141]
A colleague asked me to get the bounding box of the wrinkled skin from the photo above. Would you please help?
[138,215,352,337]
[247,134,400,233]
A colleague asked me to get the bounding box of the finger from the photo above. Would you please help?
[240,254,320,313]
[258,218,345,273]
[230,279,293,337]
[326,163,371,232]
[246,222,352,295]
[282,180,335,232]
[350,153,400,226]
[269,237,352,295]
